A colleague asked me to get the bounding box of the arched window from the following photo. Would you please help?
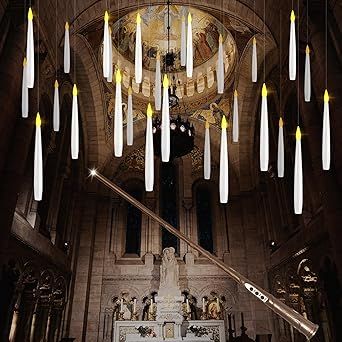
[195,184,214,253]
[124,183,143,255]
[160,161,179,253]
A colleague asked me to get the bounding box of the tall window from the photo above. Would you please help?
[125,187,142,255]
[196,185,214,253]
[160,162,179,253]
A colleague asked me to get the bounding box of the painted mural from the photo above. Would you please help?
[112,5,231,70]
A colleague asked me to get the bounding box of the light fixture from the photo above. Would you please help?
[53,80,60,132]
[186,12,193,78]
[252,37,257,83]
[289,10,296,81]
[217,34,224,94]
[294,126,303,214]
[322,90,330,170]
[154,52,161,110]
[34,113,43,201]
[181,15,186,67]
[232,89,239,142]
[21,58,28,118]
[64,22,70,73]
[145,103,154,191]
[71,84,79,159]
[277,117,284,178]
[26,7,35,88]
[204,120,211,180]
[260,83,269,171]
[127,87,133,146]
[103,11,110,78]
[114,69,123,157]
[161,74,170,162]
[135,13,142,84]
[107,27,113,82]
[219,116,229,204]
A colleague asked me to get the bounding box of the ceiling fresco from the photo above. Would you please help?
[111,5,232,71]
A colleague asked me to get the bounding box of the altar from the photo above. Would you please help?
[112,248,226,342]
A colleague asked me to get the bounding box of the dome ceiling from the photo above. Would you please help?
[112,5,231,71]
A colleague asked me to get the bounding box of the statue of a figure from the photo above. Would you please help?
[159,247,179,295]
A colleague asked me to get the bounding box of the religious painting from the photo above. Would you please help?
[112,5,230,71]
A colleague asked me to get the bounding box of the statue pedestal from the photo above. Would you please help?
[155,295,184,340]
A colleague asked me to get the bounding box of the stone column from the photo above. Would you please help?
[8,292,22,342]
[29,301,39,342]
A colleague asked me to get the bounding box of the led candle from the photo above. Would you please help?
[64,22,70,73]
[294,126,303,214]
[127,87,133,146]
[219,116,229,204]
[145,103,154,192]
[186,13,193,78]
[161,75,170,162]
[204,121,211,180]
[135,13,142,83]
[26,8,35,88]
[289,10,296,80]
[232,90,239,142]
[217,34,224,94]
[71,84,79,159]
[21,58,28,118]
[252,37,257,83]
[34,113,43,201]
[53,80,60,132]
[260,83,269,171]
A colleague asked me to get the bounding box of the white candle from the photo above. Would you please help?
[120,298,124,312]
[202,298,206,313]
[149,298,154,313]
[133,298,137,314]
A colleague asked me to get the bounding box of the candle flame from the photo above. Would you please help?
[116,68,122,83]
[296,126,301,140]
[279,117,283,127]
[28,7,33,21]
[104,11,109,22]
[36,113,41,127]
[188,12,192,24]
[73,84,78,96]
[290,10,295,22]
[54,79,59,88]
[147,103,153,118]
[65,22,69,30]
[221,115,228,129]
[136,13,141,24]
[163,74,169,88]
[324,89,329,103]
[262,83,267,97]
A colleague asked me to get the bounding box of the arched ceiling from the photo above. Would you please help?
[32,0,284,190]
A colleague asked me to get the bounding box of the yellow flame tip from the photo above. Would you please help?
[279,117,283,127]
[221,115,228,129]
[205,120,210,129]
[28,7,33,21]
[73,84,78,96]
[116,69,122,83]
[296,126,301,140]
[324,89,329,102]
[36,113,41,127]
[54,79,59,88]
[136,13,141,24]
[147,103,153,118]
[104,11,109,22]
[290,10,295,22]
[262,83,267,97]
[188,12,192,23]
[65,22,69,30]
[163,74,169,88]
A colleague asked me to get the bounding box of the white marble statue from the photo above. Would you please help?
[159,247,180,295]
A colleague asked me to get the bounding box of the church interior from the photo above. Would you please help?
[0,0,342,341]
